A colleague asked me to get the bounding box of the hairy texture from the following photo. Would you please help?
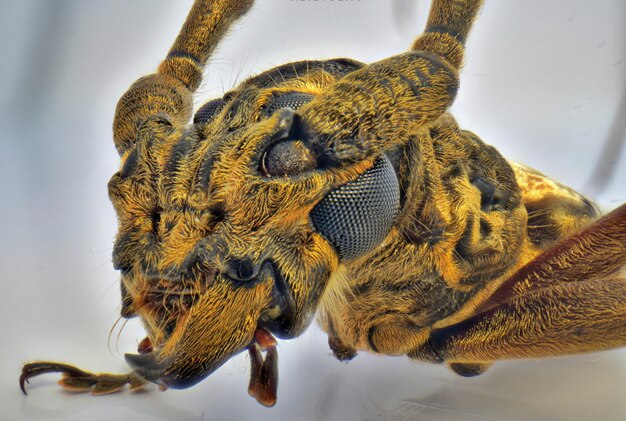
[418,204,626,362]
[113,0,254,155]
[299,51,459,164]
[21,0,626,403]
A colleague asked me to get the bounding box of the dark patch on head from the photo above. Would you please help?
[121,147,139,178]
[446,163,463,179]
[479,218,492,238]
[472,176,509,212]
[164,220,176,232]
[197,153,216,191]
[150,206,163,237]
[223,258,262,286]
[472,177,495,210]
[429,127,440,140]
[164,319,177,337]
[469,144,521,212]
[120,281,135,318]
[165,138,192,175]
[352,280,374,296]
[453,214,474,264]
[112,227,140,270]
[209,202,226,222]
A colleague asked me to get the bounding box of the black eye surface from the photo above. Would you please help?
[310,154,400,261]
[260,140,318,177]
[194,99,225,124]
[264,92,314,116]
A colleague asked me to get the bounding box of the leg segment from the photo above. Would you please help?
[417,203,626,363]
[428,277,626,363]
[20,362,147,395]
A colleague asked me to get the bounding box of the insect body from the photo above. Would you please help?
[21,0,626,407]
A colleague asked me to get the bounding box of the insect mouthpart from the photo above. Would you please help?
[143,282,204,311]
[223,259,298,339]
[133,268,220,344]
[256,262,297,339]
[123,261,293,392]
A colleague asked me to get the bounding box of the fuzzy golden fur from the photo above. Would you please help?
[21,0,626,404]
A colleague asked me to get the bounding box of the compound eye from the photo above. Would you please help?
[194,99,224,124]
[310,154,400,261]
[260,140,317,177]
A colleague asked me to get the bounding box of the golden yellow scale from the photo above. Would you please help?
[21,0,626,407]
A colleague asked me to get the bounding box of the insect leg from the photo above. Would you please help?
[20,362,147,395]
[415,203,626,364]
[424,276,626,365]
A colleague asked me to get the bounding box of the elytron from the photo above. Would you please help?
[21,0,626,407]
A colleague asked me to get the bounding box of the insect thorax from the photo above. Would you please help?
[317,112,598,356]
[109,56,597,357]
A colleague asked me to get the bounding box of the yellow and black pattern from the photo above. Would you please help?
[20,0,626,404]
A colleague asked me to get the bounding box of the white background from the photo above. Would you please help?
[1,1,625,420]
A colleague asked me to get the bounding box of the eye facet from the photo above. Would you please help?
[193,98,225,124]
[264,92,314,117]
[310,154,400,261]
[260,140,318,177]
